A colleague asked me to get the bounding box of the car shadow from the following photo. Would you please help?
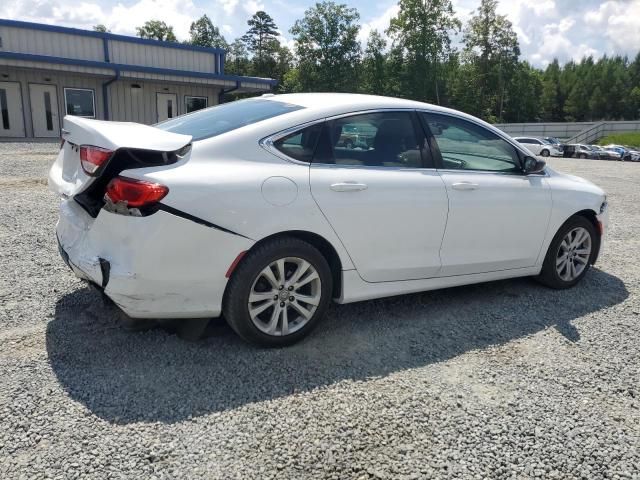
[46,268,627,424]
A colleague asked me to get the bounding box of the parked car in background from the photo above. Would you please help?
[543,136,565,152]
[624,147,640,162]
[588,145,613,160]
[49,93,609,346]
[336,123,377,149]
[567,144,598,159]
[513,137,563,157]
[603,145,630,161]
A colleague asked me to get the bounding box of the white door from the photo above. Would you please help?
[421,112,552,276]
[309,111,449,282]
[520,138,543,155]
[29,84,60,138]
[0,82,26,138]
[157,93,177,122]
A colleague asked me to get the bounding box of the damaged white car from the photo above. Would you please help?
[50,93,608,346]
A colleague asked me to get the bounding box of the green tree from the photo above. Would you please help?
[462,0,520,120]
[361,30,388,95]
[225,39,251,76]
[136,20,177,42]
[188,14,228,48]
[290,1,361,92]
[93,24,110,33]
[242,11,279,67]
[387,0,460,104]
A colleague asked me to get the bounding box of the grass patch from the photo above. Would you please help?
[597,132,640,147]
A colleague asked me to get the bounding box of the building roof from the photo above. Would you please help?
[0,18,276,91]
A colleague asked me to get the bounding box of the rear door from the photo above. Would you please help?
[421,112,552,276]
[309,111,449,282]
[518,138,541,155]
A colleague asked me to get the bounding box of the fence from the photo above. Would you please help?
[494,120,640,144]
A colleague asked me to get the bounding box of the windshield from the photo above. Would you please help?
[155,98,304,141]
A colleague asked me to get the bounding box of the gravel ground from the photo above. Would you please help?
[1,142,639,479]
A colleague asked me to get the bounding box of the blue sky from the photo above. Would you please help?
[2,0,640,67]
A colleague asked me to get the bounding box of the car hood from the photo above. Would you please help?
[545,166,605,196]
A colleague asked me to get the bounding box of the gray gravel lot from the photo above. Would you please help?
[1,142,639,479]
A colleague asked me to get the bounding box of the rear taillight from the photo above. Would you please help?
[105,176,169,208]
[80,145,113,176]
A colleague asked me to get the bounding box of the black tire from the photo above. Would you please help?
[579,153,587,159]
[223,237,333,347]
[537,215,598,289]
[541,149,550,157]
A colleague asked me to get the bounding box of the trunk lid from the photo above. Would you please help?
[49,116,191,197]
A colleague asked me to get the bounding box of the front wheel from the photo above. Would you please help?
[541,149,550,157]
[537,216,598,289]
[223,237,333,347]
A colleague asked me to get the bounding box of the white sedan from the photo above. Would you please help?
[50,94,608,346]
[513,137,563,157]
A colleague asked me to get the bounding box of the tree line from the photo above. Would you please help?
[95,0,640,124]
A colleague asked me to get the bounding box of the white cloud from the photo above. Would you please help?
[242,0,264,15]
[583,0,640,53]
[358,4,398,45]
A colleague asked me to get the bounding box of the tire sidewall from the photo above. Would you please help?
[541,149,550,157]
[223,239,333,347]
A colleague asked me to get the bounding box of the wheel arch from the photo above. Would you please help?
[226,230,344,299]
[568,209,602,264]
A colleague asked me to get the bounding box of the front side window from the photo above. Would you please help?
[156,98,304,141]
[64,88,95,118]
[273,123,323,163]
[323,111,423,168]
[422,113,521,173]
[185,96,208,113]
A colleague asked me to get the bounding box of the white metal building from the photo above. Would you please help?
[0,19,276,140]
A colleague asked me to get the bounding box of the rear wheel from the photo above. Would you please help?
[223,237,333,346]
[537,216,597,289]
[541,149,550,157]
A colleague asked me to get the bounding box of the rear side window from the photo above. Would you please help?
[273,123,323,163]
[156,98,304,141]
[322,111,423,168]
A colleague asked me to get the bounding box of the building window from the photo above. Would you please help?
[185,96,208,113]
[64,88,95,118]
[0,88,9,129]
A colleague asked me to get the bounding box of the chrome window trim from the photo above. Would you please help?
[260,108,433,169]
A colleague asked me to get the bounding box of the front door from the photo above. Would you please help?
[0,82,26,138]
[156,93,177,122]
[421,112,552,276]
[310,111,449,282]
[29,84,60,138]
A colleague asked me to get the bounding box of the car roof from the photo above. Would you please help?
[259,93,497,129]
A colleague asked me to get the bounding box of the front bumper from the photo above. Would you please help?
[56,199,253,318]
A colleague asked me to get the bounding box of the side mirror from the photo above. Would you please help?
[523,156,546,174]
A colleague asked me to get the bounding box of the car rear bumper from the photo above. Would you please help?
[56,199,254,319]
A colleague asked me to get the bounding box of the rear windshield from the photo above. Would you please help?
[155,98,304,141]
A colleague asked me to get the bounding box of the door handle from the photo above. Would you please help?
[451,182,479,191]
[330,182,368,192]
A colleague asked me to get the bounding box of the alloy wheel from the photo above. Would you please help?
[248,257,322,336]
[556,227,592,281]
